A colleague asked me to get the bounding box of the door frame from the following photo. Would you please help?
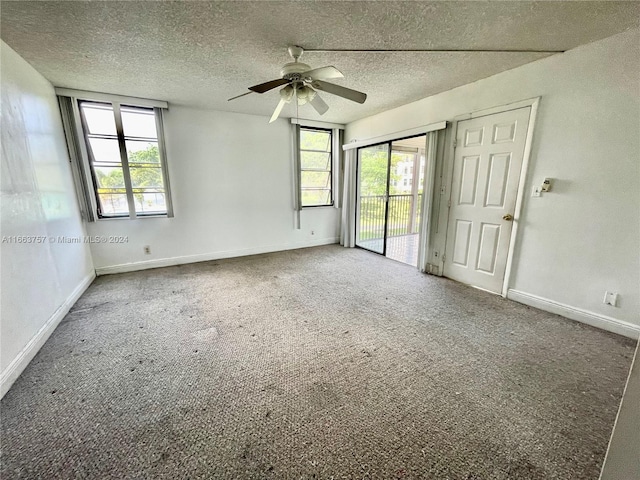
[440,97,540,297]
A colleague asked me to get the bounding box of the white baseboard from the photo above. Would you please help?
[507,289,640,340]
[0,272,96,399]
[95,237,340,276]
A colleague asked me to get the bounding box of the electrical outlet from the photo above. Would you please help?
[603,291,618,307]
[143,245,151,255]
[311,230,315,235]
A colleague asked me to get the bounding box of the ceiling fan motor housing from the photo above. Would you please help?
[281,62,311,82]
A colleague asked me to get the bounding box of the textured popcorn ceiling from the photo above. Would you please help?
[1,1,639,124]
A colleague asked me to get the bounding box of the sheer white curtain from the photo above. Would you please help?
[417,130,440,272]
[340,148,357,247]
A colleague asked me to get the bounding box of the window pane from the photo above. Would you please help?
[88,138,121,164]
[80,103,116,135]
[133,192,166,215]
[98,193,129,216]
[121,106,157,139]
[302,189,331,206]
[78,100,171,219]
[299,128,332,207]
[300,130,330,151]
[94,166,125,189]
[301,171,330,188]
[130,167,164,188]
[301,151,330,170]
[126,141,160,164]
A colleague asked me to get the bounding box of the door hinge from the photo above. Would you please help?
[453,139,457,148]
[447,199,451,207]
[442,254,446,262]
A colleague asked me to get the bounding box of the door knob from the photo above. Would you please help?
[502,214,514,221]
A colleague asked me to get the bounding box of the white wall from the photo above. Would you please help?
[346,29,640,333]
[86,107,340,273]
[0,42,95,397]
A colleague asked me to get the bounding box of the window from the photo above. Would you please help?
[299,127,333,207]
[76,100,171,218]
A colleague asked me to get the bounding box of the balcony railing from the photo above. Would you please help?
[358,194,422,241]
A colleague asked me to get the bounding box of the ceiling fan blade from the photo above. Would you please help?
[269,98,287,123]
[302,66,344,80]
[309,91,329,115]
[311,80,367,104]
[228,91,253,101]
[249,78,291,94]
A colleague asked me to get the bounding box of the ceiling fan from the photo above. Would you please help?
[228,45,367,123]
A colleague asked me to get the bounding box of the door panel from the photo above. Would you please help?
[485,153,511,207]
[464,127,484,147]
[459,156,480,205]
[356,144,390,254]
[452,220,472,266]
[444,107,531,293]
[476,223,501,273]
[493,121,517,143]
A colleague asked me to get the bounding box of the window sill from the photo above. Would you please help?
[301,205,336,210]
[97,214,171,221]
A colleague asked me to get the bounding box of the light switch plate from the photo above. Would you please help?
[532,186,542,197]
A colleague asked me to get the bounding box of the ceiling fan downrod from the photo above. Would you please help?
[287,45,304,62]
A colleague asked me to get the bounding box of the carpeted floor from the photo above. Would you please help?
[1,245,635,479]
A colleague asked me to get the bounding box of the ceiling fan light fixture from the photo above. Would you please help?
[280,84,294,101]
[296,85,316,105]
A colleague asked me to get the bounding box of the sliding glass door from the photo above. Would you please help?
[355,144,390,254]
[355,135,427,266]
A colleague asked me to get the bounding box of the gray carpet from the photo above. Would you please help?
[1,245,635,479]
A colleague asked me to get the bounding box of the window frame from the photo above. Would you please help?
[71,98,173,220]
[298,126,334,208]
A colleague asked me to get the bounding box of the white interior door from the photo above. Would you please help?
[444,107,531,293]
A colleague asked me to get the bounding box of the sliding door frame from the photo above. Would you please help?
[354,133,430,261]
